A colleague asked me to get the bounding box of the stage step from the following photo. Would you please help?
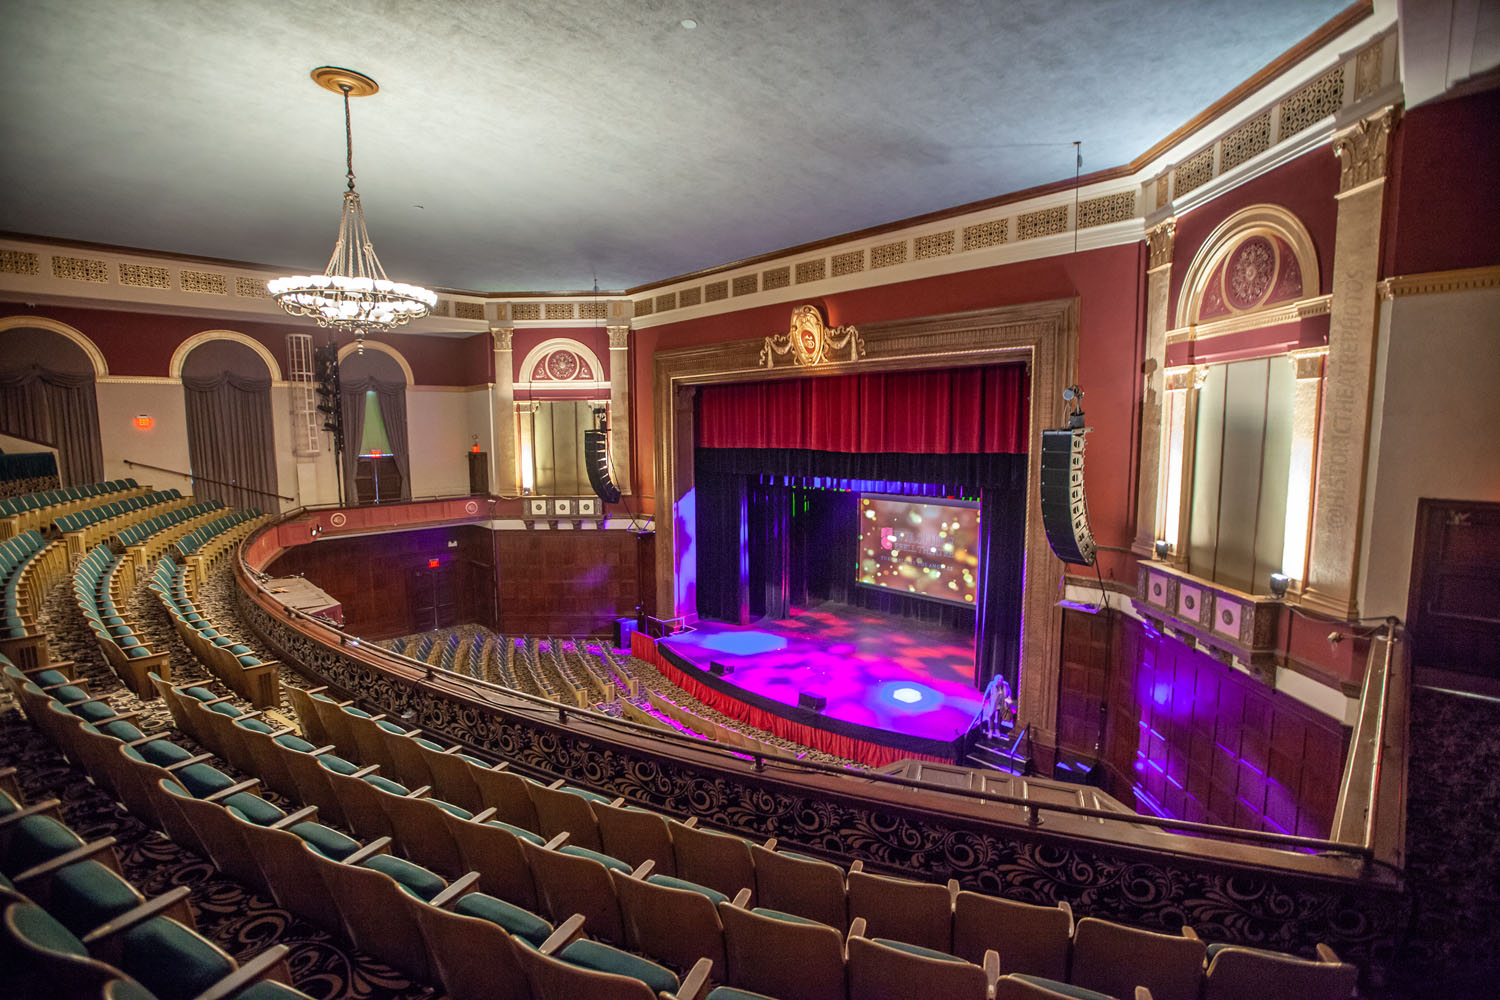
[966,733,1029,775]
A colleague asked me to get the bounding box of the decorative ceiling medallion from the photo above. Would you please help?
[760,304,864,369]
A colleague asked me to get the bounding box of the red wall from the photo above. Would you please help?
[1383,86,1500,277]
[511,326,611,382]
[632,242,1147,586]
[1168,148,1341,330]
[4,305,490,386]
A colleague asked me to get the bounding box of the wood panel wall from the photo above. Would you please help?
[1060,609,1348,839]
[494,529,644,635]
[265,525,650,639]
[265,524,497,639]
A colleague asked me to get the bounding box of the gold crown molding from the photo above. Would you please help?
[94,375,181,385]
[1165,293,1332,347]
[407,384,490,393]
[1376,265,1500,300]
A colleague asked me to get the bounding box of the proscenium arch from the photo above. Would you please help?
[170,330,283,381]
[0,315,109,376]
[337,339,415,385]
[517,337,608,386]
[1175,204,1321,328]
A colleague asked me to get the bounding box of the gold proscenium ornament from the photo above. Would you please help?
[759,304,865,368]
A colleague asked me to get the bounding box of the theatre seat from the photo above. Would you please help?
[846,860,957,953]
[952,890,1073,981]
[1201,942,1358,1000]
[845,925,997,1000]
[718,895,850,1000]
[751,840,847,930]
[1069,917,1206,1000]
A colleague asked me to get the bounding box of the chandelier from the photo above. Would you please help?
[269,67,436,351]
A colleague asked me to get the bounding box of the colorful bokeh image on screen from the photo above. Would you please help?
[856,495,980,605]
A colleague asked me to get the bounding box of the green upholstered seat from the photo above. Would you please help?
[71,700,122,723]
[648,873,729,906]
[119,916,235,1000]
[360,854,446,901]
[453,891,553,945]
[137,740,195,768]
[3,816,86,874]
[173,764,235,798]
[488,820,544,844]
[560,785,612,803]
[52,684,92,703]
[235,718,276,734]
[315,754,360,775]
[182,687,218,701]
[343,707,371,719]
[375,720,407,734]
[234,982,318,1000]
[100,720,145,742]
[559,938,679,994]
[288,822,360,861]
[209,701,245,717]
[427,798,472,819]
[706,989,779,1000]
[871,937,967,963]
[560,844,631,873]
[47,860,141,934]
[753,907,823,926]
[10,900,89,956]
[273,734,317,753]
[221,793,284,826]
[363,774,409,796]
[1011,975,1118,1000]
[32,669,70,687]
[458,754,489,767]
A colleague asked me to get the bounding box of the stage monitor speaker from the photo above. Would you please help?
[613,616,636,651]
[1039,427,1098,566]
[709,661,734,676]
[798,691,827,712]
[584,428,622,504]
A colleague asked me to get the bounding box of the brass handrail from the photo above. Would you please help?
[1330,627,1406,865]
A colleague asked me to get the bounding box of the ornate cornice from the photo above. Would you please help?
[1377,265,1500,300]
[1333,105,1397,196]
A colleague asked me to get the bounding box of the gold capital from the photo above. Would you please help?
[1333,106,1397,195]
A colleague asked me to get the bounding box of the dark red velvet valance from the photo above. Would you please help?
[695,364,1029,454]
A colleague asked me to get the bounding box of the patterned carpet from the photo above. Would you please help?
[1387,684,1500,998]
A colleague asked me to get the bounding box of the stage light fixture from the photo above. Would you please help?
[1269,572,1290,599]
[891,686,923,704]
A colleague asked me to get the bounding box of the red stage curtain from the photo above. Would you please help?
[632,632,948,768]
[695,363,1029,454]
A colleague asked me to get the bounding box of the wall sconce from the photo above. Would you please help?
[133,414,153,430]
[1154,539,1171,560]
[1269,572,1290,599]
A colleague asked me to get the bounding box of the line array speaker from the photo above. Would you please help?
[583,428,622,504]
[1039,427,1097,566]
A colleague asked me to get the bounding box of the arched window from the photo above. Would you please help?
[338,348,410,504]
[514,338,610,496]
[1158,206,1324,596]
[0,319,105,486]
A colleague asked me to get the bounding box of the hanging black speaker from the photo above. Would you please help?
[584,428,622,504]
[1039,385,1097,566]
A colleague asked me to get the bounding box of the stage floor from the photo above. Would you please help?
[660,603,983,747]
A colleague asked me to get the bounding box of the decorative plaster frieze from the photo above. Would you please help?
[1377,265,1500,300]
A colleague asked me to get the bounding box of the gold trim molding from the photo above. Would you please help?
[0,315,109,376]
[1165,293,1332,347]
[1377,265,1500,300]
[760,304,864,368]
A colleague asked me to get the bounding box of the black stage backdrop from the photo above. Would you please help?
[694,446,1026,692]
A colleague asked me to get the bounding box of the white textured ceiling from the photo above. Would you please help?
[0,0,1350,292]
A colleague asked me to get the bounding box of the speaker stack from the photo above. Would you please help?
[1039,384,1098,567]
[584,427,622,504]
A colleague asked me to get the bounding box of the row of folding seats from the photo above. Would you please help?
[0,478,140,539]
[74,543,168,698]
[171,508,261,561]
[148,557,279,708]
[7,658,738,1000]
[1,529,65,640]
[280,682,1361,1000]
[55,488,187,559]
[1,765,308,1000]
[115,499,225,569]
[646,686,779,755]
